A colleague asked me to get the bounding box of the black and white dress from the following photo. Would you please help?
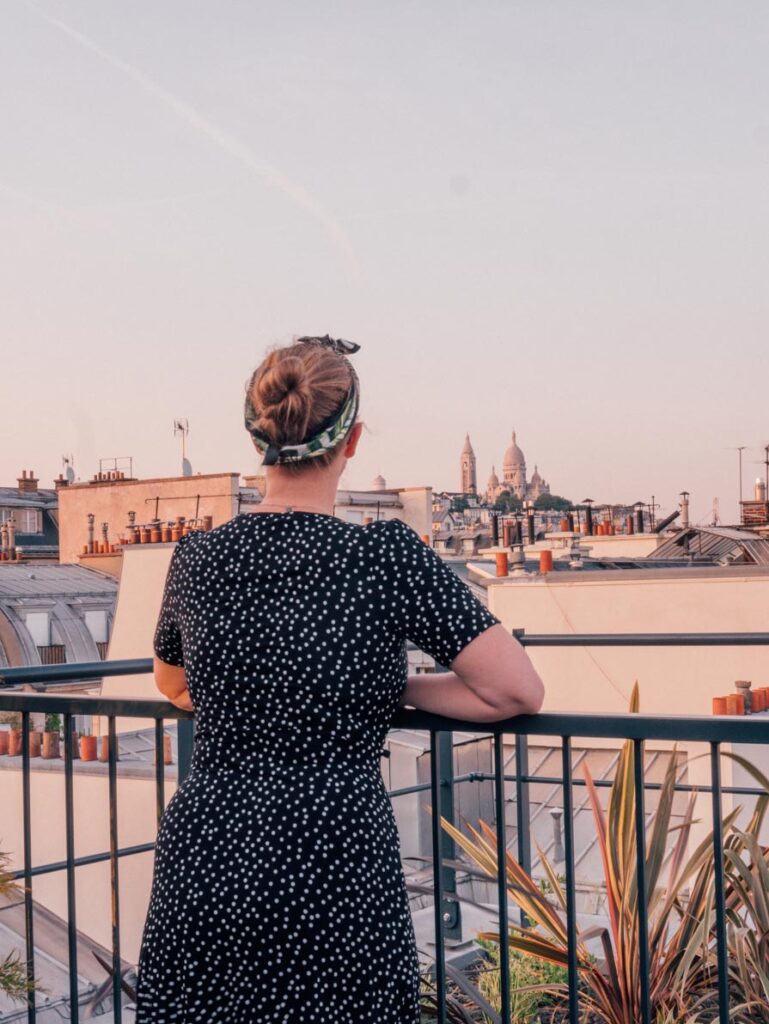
[135,511,500,1023]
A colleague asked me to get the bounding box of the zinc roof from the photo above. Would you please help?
[0,564,118,599]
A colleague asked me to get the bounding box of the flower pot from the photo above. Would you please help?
[153,734,173,765]
[726,693,745,715]
[79,735,98,761]
[712,696,728,715]
[8,729,22,756]
[28,731,42,757]
[98,735,118,762]
[0,731,9,755]
[42,731,61,759]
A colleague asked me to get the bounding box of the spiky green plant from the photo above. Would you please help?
[434,684,760,1024]
[0,849,35,1003]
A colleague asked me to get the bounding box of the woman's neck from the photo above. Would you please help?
[259,468,340,515]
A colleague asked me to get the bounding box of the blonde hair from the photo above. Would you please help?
[245,340,357,473]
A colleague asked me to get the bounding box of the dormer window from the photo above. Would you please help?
[0,508,42,534]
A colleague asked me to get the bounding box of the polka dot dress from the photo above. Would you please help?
[135,511,501,1023]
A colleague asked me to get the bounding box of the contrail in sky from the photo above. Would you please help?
[28,5,357,263]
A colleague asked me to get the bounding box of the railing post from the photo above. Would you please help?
[561,737,579,1024]
[514,733,531,928]
[177,717,195,782]
[63,712,79,1024]
[107,717,123,1024]
[633,740,652,1024]
[21,712,36,1024]
[429,728,447,1024]
[493,731,511,1024]
[710,743,730,1023]
[436,730,461,939]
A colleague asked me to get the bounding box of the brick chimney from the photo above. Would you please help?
[17,469,39,493]
[54,473,70,489]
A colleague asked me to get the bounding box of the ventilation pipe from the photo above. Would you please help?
[756,478,767,502]
[634,503,645,534]
[679,491,690,529]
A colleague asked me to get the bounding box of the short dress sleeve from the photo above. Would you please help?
[152,534,193,667]
[379,518,501,667]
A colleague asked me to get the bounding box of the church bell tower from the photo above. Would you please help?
[460,434,477,494]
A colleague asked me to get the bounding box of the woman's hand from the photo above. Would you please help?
[154,656,194,712]
[169,688,194,712]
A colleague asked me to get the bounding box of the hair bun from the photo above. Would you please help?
[256,355,308,409]
[245,338,356,459]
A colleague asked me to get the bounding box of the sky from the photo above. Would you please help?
[2,1,769,524]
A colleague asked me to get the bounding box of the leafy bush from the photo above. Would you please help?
[475,935,567,1022]
[0,850,34,1002]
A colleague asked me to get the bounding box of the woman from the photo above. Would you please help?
[135,335,544,1023]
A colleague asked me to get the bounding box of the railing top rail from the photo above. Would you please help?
[390,708,769,744]
[3,631,769,688]
[513,631,769,647]
[0,690,767,745]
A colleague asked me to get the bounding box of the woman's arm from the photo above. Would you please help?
[399,623,544,721]
[399,671,526,721]
[153,656,194,711]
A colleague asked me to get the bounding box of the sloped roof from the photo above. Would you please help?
[650,526,769,566]
[0,564,118,599]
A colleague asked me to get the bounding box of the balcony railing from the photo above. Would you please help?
[1,633,769,1024]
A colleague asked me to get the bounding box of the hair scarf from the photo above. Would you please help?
[244,336,361,466]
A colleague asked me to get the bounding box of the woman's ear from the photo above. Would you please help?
[342,420,364,458]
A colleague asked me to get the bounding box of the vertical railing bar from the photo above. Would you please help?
[107,717,122,1024]
[21,711,36,1024]
[633,740,652,1024]
[710,742,730,1023]
[514,733,531,929]
[154,720,165,828]
[177,717,194,783]
[493,732,511,1024]
[63,712,79,1024]
[561,736,579,1023]
[429,728,447,1024]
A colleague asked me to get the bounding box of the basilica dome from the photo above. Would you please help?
[503,431,526,472]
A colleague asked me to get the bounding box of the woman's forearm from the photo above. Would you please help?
[398,672,524,722]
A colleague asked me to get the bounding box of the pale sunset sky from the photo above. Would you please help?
[3,2,769,523]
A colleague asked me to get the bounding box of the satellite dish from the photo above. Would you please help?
[182,458,193,478]
[65,465,75,483]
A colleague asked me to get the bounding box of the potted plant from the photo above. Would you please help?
[2,712,23,757]
[79,728,98,762]
[28,728,42,758]
[42,712,61,759]
[0,711,18,756]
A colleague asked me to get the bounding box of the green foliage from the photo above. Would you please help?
[494,491,522,513]
[0,711,21,728]
[44,712,61,733]
[533,494,572,512]
[451,495,471,513]
[0,850,37,1002]
[475,935,567,1022]
[437,683,769,1024]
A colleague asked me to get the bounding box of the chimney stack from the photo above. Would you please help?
[756,478,767,502]
[17,469,39,493]
[679,491,690,529]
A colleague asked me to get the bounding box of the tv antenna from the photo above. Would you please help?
[728,446,748,504]
[174,419,192,477]
[61,454,76,484]
[712,497,720,527]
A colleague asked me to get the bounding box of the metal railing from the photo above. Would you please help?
[1,632,769,1024]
